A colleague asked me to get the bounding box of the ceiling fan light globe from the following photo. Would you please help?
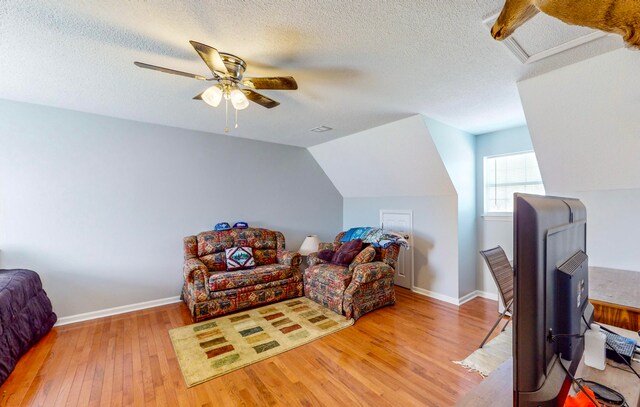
[201,85,223,107]
[230,88,249,110]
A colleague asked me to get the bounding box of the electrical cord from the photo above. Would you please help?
[606,362,639,376]
[553,316,639,405]
[548,321,599,405]
[562,360,631,406]
[604,342,640,379]
[583,316,640,380]
[557,355,601,407]
[574,379,629,407]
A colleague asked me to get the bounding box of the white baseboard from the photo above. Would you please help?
[458,290,499,305]
[458,290,479,305]
[411,287,499,306]
[53,288,498,326]
[411,286,460,305]
[475,290,499,301]
[55,296,182,326]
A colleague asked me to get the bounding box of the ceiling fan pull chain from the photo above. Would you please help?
[224,98,229,133]
[235,108,239,129]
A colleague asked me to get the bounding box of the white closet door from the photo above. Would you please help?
[380,210,413,289]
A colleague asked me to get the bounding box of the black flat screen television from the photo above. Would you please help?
[513,193,594,406]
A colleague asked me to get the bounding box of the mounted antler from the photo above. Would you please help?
[491,0,640,49]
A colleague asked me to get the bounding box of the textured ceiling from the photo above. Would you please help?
[0,0,624,147]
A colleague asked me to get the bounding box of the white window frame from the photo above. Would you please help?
[483,150,545,216]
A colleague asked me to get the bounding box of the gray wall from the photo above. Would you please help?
[426,118,477,299]
[564,189,640,271]
[0,99,343,318]
[343,195,459,300]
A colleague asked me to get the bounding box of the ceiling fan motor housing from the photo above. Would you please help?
[219,53,246,80]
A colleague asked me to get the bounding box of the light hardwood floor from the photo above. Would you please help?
[0,288,501,407]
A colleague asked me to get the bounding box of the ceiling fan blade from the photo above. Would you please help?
[242,89,280,109]
[134,61,208,80]
[189,41,229,76]
[192,91,204,100]
[241,76,298,90]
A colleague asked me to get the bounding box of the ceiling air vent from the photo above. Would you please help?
[310,126,333,133]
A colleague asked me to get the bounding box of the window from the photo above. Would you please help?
[484,151,545,213]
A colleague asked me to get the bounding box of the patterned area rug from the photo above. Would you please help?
[453,326,512,377]
[169,297,354,387]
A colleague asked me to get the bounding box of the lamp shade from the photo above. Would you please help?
[298,235,320,256]
[201,85,223,107]
[230,88,249,110]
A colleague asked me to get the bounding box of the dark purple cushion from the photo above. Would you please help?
[331,239,363,266]
[318,249,335,262]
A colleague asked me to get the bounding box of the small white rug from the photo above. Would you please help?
[453,326,512,377]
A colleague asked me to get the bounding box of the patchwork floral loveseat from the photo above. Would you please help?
[305,231,399,320]
[182,228,302,321]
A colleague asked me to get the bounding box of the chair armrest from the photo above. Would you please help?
[306,252,327,267]
[319,242,340,251]
[381,244,400,269]
[184,258,210,302]
[352,262,394,284]
[307,241,339,267]
[277,250,301,267]
[183,258,208,283]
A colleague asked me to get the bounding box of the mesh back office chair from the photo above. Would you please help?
[478,246,514,348]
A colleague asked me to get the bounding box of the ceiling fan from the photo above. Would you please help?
[134,41,298,132]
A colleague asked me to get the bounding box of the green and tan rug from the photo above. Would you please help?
[169,297,354,387]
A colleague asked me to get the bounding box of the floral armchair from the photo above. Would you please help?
[304,231,399,320]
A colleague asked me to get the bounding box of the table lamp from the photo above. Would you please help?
[299,235,320,265]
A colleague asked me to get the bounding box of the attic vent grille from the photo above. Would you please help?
[482,12,607,64]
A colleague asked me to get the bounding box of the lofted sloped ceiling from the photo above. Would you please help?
[0,0,625,147]
[308,115,455,198]
[518,49,640,193]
